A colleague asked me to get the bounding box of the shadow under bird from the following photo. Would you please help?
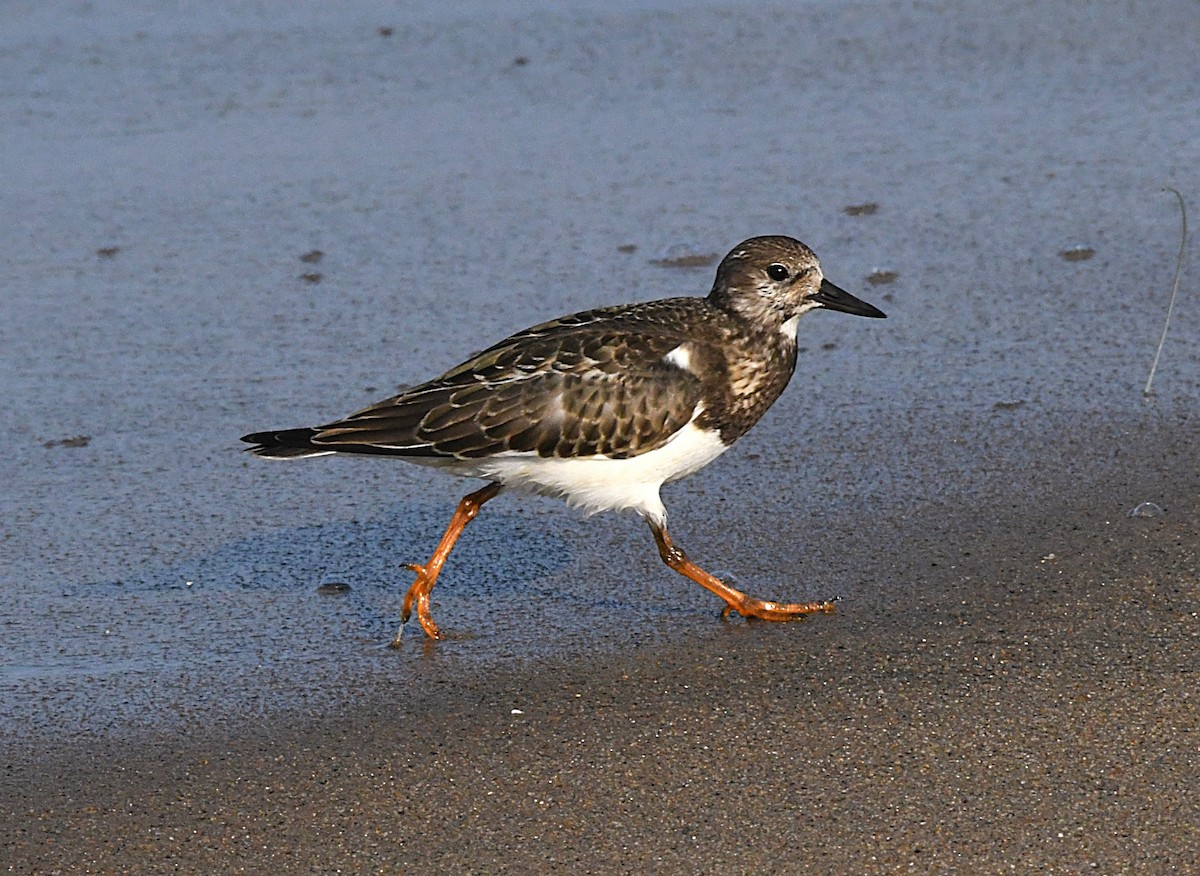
[242,235,886,643]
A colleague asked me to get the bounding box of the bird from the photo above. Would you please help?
[242,235,886,644]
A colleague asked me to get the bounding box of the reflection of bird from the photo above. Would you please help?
[242,236,886,643]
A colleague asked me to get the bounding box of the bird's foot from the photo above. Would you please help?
[395,562,443,641]
[720,594,837,622]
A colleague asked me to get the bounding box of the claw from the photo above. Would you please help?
[387,621,405,649]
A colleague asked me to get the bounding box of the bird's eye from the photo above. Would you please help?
[767,264,790,281]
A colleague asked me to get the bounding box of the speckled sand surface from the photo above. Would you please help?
[2,1,1198,872]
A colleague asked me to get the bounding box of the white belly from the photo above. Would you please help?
[433,420,729,524]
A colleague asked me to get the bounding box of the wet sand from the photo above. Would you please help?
[4,408,1198,873]
[3,0,1199,872]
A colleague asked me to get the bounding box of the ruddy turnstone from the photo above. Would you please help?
[242,235,886,643]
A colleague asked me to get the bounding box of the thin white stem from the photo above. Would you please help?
[1144,188,1189,397]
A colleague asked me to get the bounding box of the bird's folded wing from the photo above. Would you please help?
[311,324,707,460]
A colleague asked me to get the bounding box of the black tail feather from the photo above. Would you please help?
[240,428,330,459]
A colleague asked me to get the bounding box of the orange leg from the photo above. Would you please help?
[649,519,836,622]
[389,482,503,645]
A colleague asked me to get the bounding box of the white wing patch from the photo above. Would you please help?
[664,343,694,373]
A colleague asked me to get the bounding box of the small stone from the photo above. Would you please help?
[317,575,352,594]
[43,435,91,448]
[843,203,879,216]
[652,244,719,269]
[1059,245,1095,262]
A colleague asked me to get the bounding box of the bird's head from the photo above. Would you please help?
[708,235,886,336]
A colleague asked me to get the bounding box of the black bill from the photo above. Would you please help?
[810,278,887,318]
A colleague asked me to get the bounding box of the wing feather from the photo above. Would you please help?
[265,298,720,461]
